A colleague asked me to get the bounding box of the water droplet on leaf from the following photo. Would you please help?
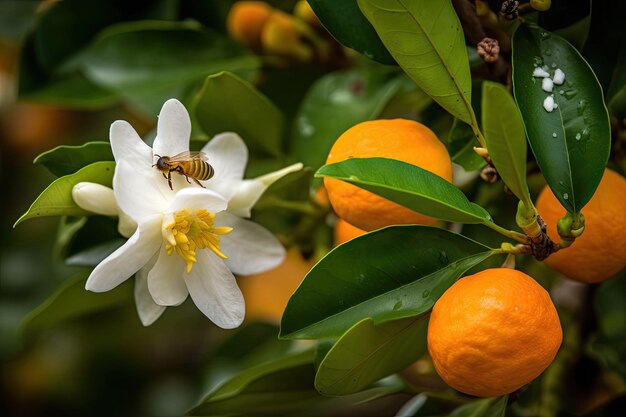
[439,251,449,264]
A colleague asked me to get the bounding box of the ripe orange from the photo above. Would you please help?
[427,268,562,397]
[537,168,626,283]
[333,218,366,246]
[238,248,313,323]
[324,119,453,231]
[226,1,273,49]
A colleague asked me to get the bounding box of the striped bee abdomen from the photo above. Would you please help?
[187,160,214,181]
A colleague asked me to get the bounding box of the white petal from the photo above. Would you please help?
[201,132,248,200]
[185,251,244,329]
[110,120,153,170]
[167,187,228,214]
[117,210,138,238]
[228,163,304,217]
[114,160,169,220]
[72,182,118,216]
[153,99,191,158]
[217,212,285,275]
[134,255,166,326]
[86,215,162,292]
[147,246,188,306]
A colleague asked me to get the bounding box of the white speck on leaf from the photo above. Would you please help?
[543,95,557,112]
[542,78,554,92]
[533,67,550,78]
[553,68,565,85]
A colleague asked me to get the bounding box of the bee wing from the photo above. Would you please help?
[167,151,209,162]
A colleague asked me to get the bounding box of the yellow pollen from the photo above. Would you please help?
[164,209,233,273]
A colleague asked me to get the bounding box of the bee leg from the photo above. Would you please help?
[184,175,192,184]
[167,171,173,191]
[162,172,168,179]
[193,178,206,188]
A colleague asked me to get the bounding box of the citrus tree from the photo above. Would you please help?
[7,0,626,416]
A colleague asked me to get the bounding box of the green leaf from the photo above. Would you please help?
[357,0,475,126]
[194,71,284,157]
[445,119,485,171]
[316,158,492,224]
[450,396,507,417]
[34,141,114,177]
[189,347,404,416]
[81,20,260,115]
[280,225,495,339]
[19,273,132,342]
[19,72,119,109]
[481,81,532,207]
[315,316,427,395]
[189,350,317,415]
[292,68,407,170]
[512,24,611,213]
[17,0,173,99]
[449,399,492,417]
[14,161,115,227]
[307,0,395,64]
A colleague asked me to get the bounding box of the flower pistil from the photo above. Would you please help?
[164,209,233,272]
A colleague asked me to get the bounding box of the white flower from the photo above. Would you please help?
[72,182,136,237]
[79,99,301,328]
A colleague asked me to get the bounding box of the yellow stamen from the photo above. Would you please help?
[164,208,232,273]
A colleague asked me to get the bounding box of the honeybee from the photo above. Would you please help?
[153,151,214,190]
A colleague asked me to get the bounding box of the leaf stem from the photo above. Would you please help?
[253,197,319,215]
[471,122,488,148]
[482,220,528,243]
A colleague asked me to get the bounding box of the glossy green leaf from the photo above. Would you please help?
[19,72,119,109]
[316,158,492,224]
[315,316,427,395]
[280,226,495,339]
[292,68,407,170]
[445,119,485,171]
[357,0,475,126]
[17,0,173,99]
[481,81,532,207]
[81,20,260,115]
[448,395,508,417]
[194,71,283,157]
[189,350,317,415]
[14,161,115,227]
[190,346,403,416]
[512,24,610,213]
[19,273,132,342]
[307,0,395,64]
[34,141,114,177]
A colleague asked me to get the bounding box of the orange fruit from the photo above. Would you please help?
[226,1,273,49]
[333,219,366,246]
[238,248,314,323]
[324,119,453,231]
[427,268,562,397]
[536,168,626,283]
